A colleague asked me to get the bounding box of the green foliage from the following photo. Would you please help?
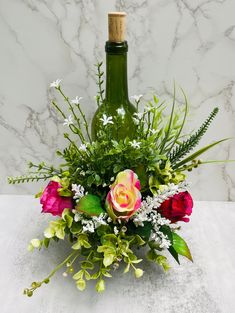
[75,194,105,216]
[172,232,193,262]
[168,107,219,165]
[72,234,91,250]
[17,64,230,297]
[173,138,230,170]
[146,249,171,272]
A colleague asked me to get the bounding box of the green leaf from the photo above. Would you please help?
[70,222,82,234]
[35,188,43,198]
[58,188,72,197]
[76,194,105,216]
[44,227,55,238]
[76,279,86,291]
[160,225,173,244]
[123,263,130,273]
[62,209,73,228]
[168,246,180,264]
[72,234,91,250]
[96,279,105,293]
[155,255,171,271]
[172,232,193,262]
[102,270,112,278]
[27,243,34,252]
[73,270,83,280]
[30,239,41,248]
[128,221,152,241]
[81,261,94,270]
[91,272,100,280]
[72,241,81,250]
[43,238,50,248]
[174,138,230,169]
[103,253,115,267]
[134,235,146,246]
[55,226,65,239]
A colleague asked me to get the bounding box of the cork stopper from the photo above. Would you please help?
[108,12,126,42]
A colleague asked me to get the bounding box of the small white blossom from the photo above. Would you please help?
[117,108,125,118]
[100,114,114,126]
[50,79,62,88]
[72,184,85,200]
[79,144,87,152]
[82,220,95,233]
[133,117,140,125]
[133,112,144,119]
[107,217,112,223]
[114,226,119,235]
[130,140,141,149]
[131,95,143,102]
[149,129,158,135]
[110,177,115,182]
[92,213,108,229]
[102,182,107,187]
[80,170,86,176]
[71,96,83,105]
[62,272,68,277]
[74,212,83,222]
[63,115,73,126]
[81,213,108,233]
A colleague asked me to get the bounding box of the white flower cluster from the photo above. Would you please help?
[132,181,189,249]
[71,184,85,200]
[72,211,109,233]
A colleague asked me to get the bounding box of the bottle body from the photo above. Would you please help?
[91,41,136,141]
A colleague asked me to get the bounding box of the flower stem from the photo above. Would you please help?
[24,250,78,297]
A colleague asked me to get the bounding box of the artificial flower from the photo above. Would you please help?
[116,108,125,117]
[50,79,62,88]
[71,96,83,104]
[100,114,114,126]
[130,140,141,149]
[157,191,193,223]
[40,181,73,216]
[63,115,73,126]
[79,144,87,151]
[131,95,143,102]
[106,169,141,220]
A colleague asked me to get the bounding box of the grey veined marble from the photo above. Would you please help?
[0,197,235,313]
[0,0,235,200]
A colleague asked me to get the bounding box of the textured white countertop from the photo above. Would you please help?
[0,195,234,313]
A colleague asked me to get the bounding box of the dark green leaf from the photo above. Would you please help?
[172,232,193,262]
[168,246,180,264]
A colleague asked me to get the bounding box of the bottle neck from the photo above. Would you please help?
[105,41,129,104]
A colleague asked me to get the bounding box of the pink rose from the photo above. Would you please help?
[106,169,141,220]
[157,191,193,223]
[40,181,73,216]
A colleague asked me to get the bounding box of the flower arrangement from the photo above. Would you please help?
[8,63,229,296]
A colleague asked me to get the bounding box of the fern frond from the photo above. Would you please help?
[168,107,219,164]
[7,174,53,184]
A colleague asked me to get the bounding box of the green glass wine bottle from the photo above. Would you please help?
[91,12,137,141]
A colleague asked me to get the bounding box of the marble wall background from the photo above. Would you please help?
[0,0,235,200]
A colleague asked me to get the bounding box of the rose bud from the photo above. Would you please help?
[157,191,193,223]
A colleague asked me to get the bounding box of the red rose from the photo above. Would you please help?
[40,181,73,216]
[157,191,193,223]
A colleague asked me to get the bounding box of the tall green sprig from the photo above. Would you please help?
[168,107,219,165]
[95,62,105,105]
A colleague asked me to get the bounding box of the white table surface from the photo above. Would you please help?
[0,195,234,313]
